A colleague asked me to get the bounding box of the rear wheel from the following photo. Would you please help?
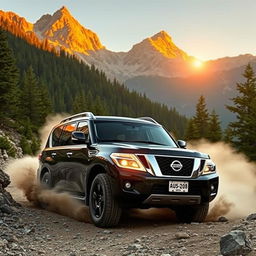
[175,203,209,223]
[39,171,52,208]
[89,174,122,227]
[41,171,52,188]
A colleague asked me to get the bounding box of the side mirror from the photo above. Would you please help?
[71,131,88,144]
[177,140,187,149]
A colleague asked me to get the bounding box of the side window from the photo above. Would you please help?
[59,122,77,146]
[77,121,89,140]
[52,125,63,147]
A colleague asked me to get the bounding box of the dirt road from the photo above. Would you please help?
[2,185,253,256]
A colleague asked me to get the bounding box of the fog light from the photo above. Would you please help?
[124,182,132,189]
[211,185,215,191]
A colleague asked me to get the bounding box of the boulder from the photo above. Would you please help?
[246,213,256,221]
[220,230,252,256]
[0,169,19,214]
[0,169,10,189]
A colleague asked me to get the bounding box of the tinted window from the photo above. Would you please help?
[95,121,177,147]
[59,122,77,146]
[52,125,64,147]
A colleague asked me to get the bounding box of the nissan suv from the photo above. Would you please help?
[38,112,219,227]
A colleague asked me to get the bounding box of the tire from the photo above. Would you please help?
[89,173,122,227]
[41,172,52,188]
[175,203,209,223]
[39,172,52,209]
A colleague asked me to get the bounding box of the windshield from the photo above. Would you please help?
[94,121,177,147]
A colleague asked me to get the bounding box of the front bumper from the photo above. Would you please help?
[116,170,219,208]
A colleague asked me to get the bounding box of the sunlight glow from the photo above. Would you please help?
[193,59,204,68]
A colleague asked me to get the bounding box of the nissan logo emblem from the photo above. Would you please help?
[170,160,183,172]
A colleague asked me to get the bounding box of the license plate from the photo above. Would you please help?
[169,181,189,192]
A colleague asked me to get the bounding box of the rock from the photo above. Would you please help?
[220,230,253,256]
[246,213,256,221]
[175,232,190,239]
[127,243,143,251]
[0,169,19,215]
[103,230,112,234]
[0,169,10,189]
[0,204,13,214]
[218,216,228,222]
[231,225,246,231]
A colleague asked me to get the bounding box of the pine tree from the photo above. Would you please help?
[20,66,41,128]
[226,63,256,161]
[72,91,88,113]
[37,81,52,126]
[0,30,20,119]
[192,95,209,140]
[185,118,199,141]
[208,110,222,142]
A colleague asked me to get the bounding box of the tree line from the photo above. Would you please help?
[6,30,188,137]
[1,28,255,162]
[0,29,188,155]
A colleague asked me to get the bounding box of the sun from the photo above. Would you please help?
[193,59,204,68]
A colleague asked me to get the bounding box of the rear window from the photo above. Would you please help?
[51,125,64,147]
[59,122,77,146]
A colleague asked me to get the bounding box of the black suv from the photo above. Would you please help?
[38,112,218,227]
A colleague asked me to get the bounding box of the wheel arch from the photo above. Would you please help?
[39,167,51,182]
[85,164,107,205]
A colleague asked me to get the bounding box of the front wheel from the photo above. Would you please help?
[175,203,209,223]
[89,174,122,227]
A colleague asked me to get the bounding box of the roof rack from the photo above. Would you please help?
[60,112,95,123]
[138,117,159,124]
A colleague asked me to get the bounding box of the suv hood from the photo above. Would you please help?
[95,142,209,159]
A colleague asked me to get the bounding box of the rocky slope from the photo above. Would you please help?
[0,123,23,170]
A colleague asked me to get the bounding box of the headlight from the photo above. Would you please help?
[110,153,146,171]
[202,159,216,175]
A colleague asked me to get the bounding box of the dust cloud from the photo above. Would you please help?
[6,114,90,223]
[5,114,256,223]
[191,140,256,220]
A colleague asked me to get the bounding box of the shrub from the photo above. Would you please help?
[0,136,16,157]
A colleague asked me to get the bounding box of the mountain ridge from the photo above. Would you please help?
[0,6,255,83]
[0,7,198,80]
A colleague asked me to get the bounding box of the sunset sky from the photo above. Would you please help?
[1,0,255,60]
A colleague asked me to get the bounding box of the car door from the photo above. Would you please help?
[43,124,64,187]
[56,122,78,192]
[63,121,91,197]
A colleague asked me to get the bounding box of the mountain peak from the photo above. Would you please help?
[34,7,104,54]
[58,6,71,16]
[151,30,172,40]
[146,30,188,60]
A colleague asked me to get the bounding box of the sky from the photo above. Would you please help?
[0,0,255,60]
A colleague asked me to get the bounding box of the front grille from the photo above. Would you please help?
[155,156,194,177]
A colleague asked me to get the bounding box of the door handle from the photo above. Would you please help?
[51,152,57,157]
[66,152,73,158]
